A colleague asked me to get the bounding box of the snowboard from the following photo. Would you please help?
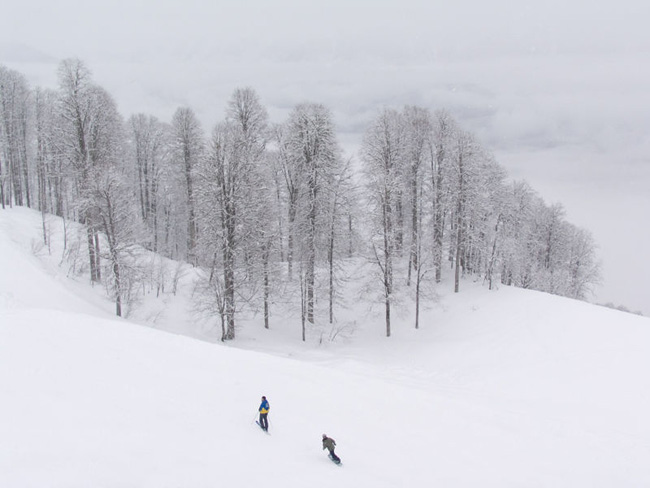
[255,421,270,434]
[328,453,342,466]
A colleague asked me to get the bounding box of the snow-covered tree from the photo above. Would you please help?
[0,65,32,209]
[127,114,171,253]
[171,107,203,264]
[429,110,457,283]
[285,103,340,327]
[362,108,405,337]
[195,88,268,340]
[401,106,431,287]
[56,59,111,282]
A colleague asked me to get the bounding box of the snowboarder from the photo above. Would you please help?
[258,396,270,432]
[322,434,341,464]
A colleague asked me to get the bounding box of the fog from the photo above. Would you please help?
[2,0,648,313]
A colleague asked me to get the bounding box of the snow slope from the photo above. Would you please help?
[1,207,649,488]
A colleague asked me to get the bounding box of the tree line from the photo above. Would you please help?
[0,60,600,339]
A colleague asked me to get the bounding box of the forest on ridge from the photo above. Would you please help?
[0,59,601,339]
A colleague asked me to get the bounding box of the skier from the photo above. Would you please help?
[258,396,270,432]
[322,434,341,464]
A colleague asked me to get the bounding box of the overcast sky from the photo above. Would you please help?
[2,0,649,314]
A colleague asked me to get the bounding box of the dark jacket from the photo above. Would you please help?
[322,436,336,451]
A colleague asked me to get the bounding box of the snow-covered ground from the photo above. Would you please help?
[1,207,649,487]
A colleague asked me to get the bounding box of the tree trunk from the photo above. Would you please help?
[263,242,270,329]
[486,216,502,290]
[385,287,391,338]
[415,273,420,329]
[383,191,393,337]
[0,153,5,209]
[94,228,102,281]
[307,183,317,325]
[300,270,306,342]
[223,224,236,340]
[431,145,445,283]
[86,221,100,283]
[407,170,418,287]
[221,191,237,340]
[20,117,30,208]
[328,226,334,325]
[348,213,353,258]
[113,257,122,317]
[287,198,297,279]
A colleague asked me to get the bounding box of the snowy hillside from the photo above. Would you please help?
[1,207,649,488]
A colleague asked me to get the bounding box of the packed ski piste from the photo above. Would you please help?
[1,208,650,487]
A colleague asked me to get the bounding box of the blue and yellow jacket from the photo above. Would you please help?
[259,399,270,414]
